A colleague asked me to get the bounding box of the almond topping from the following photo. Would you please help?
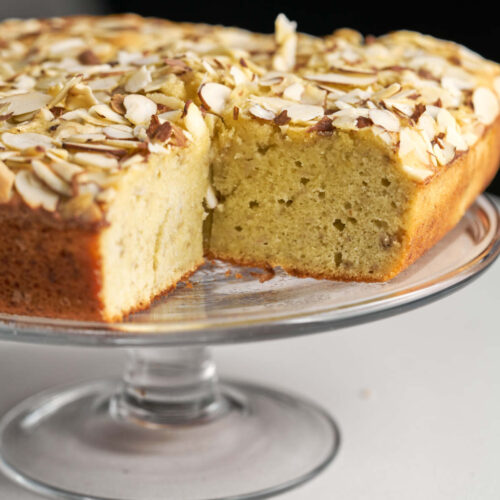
[123,94,157,125]
[147,115,173,142]
[124,66,152,93]
[184,102,208,139]
[1,132,52,151]
[274,110,291,125]
[0,160,15,203]
[109,94,126,115]
[0,91,51,116]
[31,159,72,196]
[15,170,59,211]
[305,73,378,87]
[249,104,275,121]
[73,152,119,169]
[402,165,433,182]
[472,87,499,125]
[198,83,231,114]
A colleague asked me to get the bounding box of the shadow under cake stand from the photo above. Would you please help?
[0,194,499,500]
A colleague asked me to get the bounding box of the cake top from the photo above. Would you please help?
[0,14,499,220]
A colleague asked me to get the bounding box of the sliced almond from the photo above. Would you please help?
[32,159,72,196]
[49,38,86,57]
[402,164,433,182]
[0,160,15,203]
[283,83,304,101]
[90,104,129,124]
[230,65,249,85]
[184,102,208,139]
[73,152,119,169]
[368,109,400,132]
[63,141,126,156]
[15,170,59,211]
[123,94,157,125]
[0,91,51,116]
[124,66,152,93]
[45,157,83,182]
[472,87,499,125]
[1,132,53,151]
[272,14,297,72]
[305,73,378,87]
[433,140,456,165]
[198,83,231,114]
[103,126,135,139]
[285,103,324,123]
[66,83,98,110]
[47,75,82,108]
[249,104,275,121]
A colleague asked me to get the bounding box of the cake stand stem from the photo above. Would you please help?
[111,347,231,426]
[0,345,340,499]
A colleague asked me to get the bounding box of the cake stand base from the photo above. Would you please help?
[0,347,339,500]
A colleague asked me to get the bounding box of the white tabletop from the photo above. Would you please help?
[1,198,499,500]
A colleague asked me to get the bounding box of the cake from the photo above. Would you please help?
[0,14,499,321]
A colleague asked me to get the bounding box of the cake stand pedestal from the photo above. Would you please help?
[0,194,498,500]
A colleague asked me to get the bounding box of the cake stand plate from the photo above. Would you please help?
[0,194,498,500]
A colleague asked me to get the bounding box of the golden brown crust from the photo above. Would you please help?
[0,204,105,320]
[392,114,500,277]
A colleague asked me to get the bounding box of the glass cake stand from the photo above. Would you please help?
[0,194,499,500]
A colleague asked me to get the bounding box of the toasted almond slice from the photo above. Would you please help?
[32,159,72,196]
[88,76,121,91]
[0,91,51,116]
[184,102,208,139]
[402,164,433,182]
[249,104,275,121]
[49,38,86,56]
[433,140,456,165]
[124,94,157,125]
[198,83,231,114]
[0,160,15,203]
[124,66,152,93]
[286,103,324,123]
[90,104,129,124]
[66,83,98,110]
[368,109,400,132]
[371,83,401,100]
[103,126,135,139]
[66,133,107,143]
[259,72,285,86]
[121,154,145,167]
[46,158,83,182]
[230,65,249,85]
[47,75,83,108]
[283,83,304,101]
[103,139,143,149]
[472,87,499,125]
[15,170,59,211]
[305,73,378,86]
[273,14,297,72]
[63,141,126,155]
[1,132,53,151]
[158,110,182,122]
[73,152,119,169]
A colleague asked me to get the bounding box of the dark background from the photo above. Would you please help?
[1,0,499,194]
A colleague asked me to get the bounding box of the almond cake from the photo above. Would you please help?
[0,14,499,321]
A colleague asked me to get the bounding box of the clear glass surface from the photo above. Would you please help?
[0,194,499,347]
[0,194,498,500]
